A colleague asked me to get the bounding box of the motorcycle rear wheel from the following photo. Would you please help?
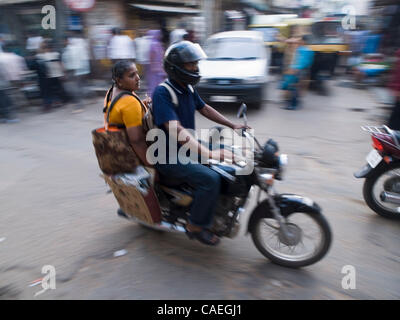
[251,210,332,268]
[363,162,400,219]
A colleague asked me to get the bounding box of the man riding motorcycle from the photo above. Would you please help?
[152,41,247,246]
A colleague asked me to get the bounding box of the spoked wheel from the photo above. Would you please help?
[363,162,400,219]
[251,211,332,268]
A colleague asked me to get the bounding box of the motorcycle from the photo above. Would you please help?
[355,125,400,219]
[117,104,332,268]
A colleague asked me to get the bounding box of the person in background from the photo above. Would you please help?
[160,19,170,50]
[0,42,29,109]
[107,28,136,65]
[185,30,196,43]
[134,28,151,89]
[0,35,4,52]
[0,63,19,123]
[344,27,369,74]
[387,49,400,130]
[146,30,167,97]
[282,27,301,74]
[62,32,91,113]
[281,35,314,110]
[0,42,29,84]
[26,32,43,54]
[36,40,67,112]
[170,28,188,45]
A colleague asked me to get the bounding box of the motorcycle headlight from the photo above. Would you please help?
[258,172,275,188]
[277,154,288,180]
[279,154,288,167]
[242,76,268,84]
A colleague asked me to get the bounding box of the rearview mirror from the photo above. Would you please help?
[237,103,247,119]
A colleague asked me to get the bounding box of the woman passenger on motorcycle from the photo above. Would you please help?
[104,60,151,166]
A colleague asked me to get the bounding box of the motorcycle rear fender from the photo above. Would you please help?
[353,163,373,178]
[247,194,322,234]
[353,161,389,179]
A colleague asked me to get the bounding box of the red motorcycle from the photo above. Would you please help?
[355,125,400,219]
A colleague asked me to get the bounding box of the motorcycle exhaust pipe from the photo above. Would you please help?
[158,221,187,233]
[118,209,186,233]
[380,191,400,205]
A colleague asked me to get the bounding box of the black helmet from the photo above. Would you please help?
[163,41,207,86]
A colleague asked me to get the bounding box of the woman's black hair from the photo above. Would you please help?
[111,60,134,84]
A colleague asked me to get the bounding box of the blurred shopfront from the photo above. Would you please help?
[371,0,400,53]
[0,0,68,55]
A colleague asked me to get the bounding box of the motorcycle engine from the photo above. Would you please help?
[210,196,240,238]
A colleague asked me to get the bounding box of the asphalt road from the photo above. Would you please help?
[0,79,399,300]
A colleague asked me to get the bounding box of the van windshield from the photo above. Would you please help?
[204,37,265,60]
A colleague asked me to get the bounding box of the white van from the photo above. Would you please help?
[196,31,270,109]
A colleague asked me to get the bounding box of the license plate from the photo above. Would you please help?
[210,95,237,103]
[366,149,382,168]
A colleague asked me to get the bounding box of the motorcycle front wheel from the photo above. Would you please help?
[251,211,332,268]
[363,162,400,219]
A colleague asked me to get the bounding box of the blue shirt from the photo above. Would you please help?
[152,79,205,130]
[291,46,314,70]
[152,79,206,161]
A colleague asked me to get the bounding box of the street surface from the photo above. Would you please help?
[0,78,399,299]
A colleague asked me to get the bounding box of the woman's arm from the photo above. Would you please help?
[126,125,152,167]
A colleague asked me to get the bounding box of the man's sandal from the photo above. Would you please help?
[186,229,220,246]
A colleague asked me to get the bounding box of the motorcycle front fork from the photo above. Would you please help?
[257,186,291,236]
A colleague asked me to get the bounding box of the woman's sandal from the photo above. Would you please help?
[186,229,220,246]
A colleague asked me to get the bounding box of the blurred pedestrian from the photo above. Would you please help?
[26,32,43,54]
[62,33,91,112]
[36,40,67,112]
[0,35,4,52]
[160,19,170,50]
[0,64,19,123]
[146,30,167,97]
[0,42,30,109]
[185,30,196,43]
[170,28,188,45]
[281,35,314,110]
[363,31,382,55]
[0,42,29,83]
[107,28,136,65]
[134,28,151,88]
[344,28,369,74]
[388,49,400,130]
[282,29,301,74]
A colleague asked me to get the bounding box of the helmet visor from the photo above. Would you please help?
[178,42,207,63]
